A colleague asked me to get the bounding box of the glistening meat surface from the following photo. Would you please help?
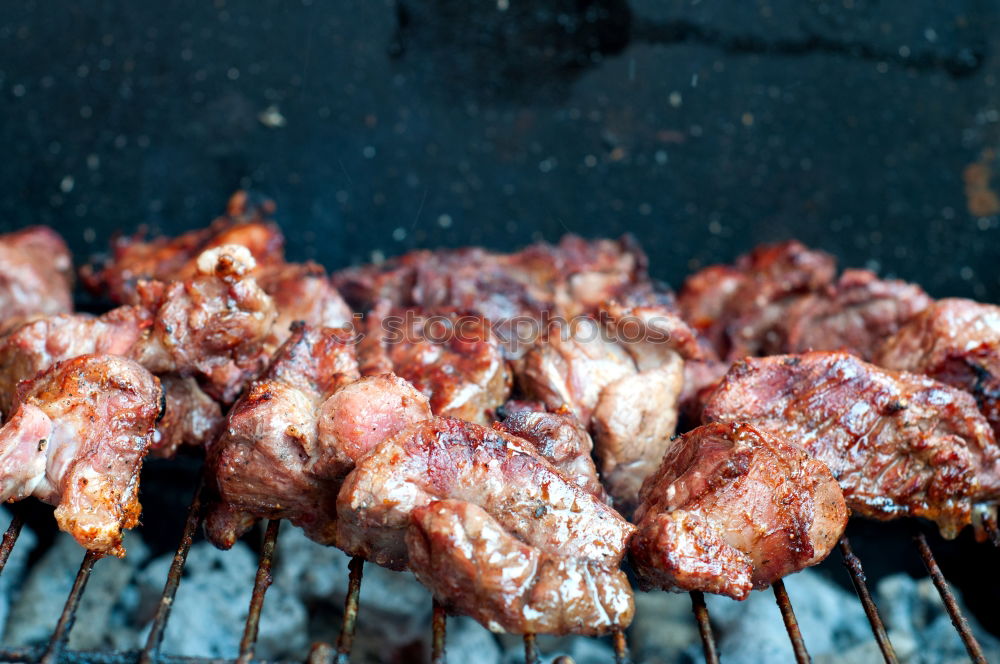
[703,351,1000,538]
[0,226,75,333]
[630,422,847,600]
[0,354,162,556]
[336,416,635,571]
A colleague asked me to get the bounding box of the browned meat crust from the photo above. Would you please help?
[495,406,607,501]
[333,235,649,356]
[517,303,699,510]
[205,324,430,548]
[630,422,847,600]
[336,417,635,572]
[256,261,353,352]
[81,191,285,304]
[0,226,74,333]
[678,241,837,359]
[407,499,634,635]
[358,304,511,424]
[703,352,1000,538]
[876,298,1000,439]
[784,269,932,360]
[0,354,162,556]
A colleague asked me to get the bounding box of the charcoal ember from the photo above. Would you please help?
[497,633,614,664]
[135,540,307,659]
[4,532,148,650]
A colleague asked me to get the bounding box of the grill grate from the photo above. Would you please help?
[0,477,991,664]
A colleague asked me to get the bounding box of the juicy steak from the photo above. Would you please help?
[630,422,847,600]
[703,352,1000,538]
[876,298,1000,439]
[0,354,162,556]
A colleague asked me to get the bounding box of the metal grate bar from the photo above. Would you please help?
[772,580,810,664]
[140,478,206,664]
[838,537,897,663]
[689,591,719,664]
[39,550,102,664]
[611,627,629,664]
[333,557,364,664]
[0,510,25,575]
[431,599,447,664]
[0,646,265,664]
[914,533,987,664]
[523,633,539,664]
[237,519,282,664]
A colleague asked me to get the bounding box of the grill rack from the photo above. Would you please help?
[0,474,990,664]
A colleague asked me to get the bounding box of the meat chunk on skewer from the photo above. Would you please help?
[678,240,837,359]
[408,500,634,635]
[495,404,607,500]
[703,351,1000,538]
[333,235,649,356]
[81,191,285,304]
[518,302,699,511]
[156,376,223,459]
[875,298,1000,439]
[256,261,353,351]
[630,422,848,600]
[0,354,162,556]
[783,269,932,360]
[205,324,431,548]
[336,416,635,571]
[132,244,277,403]
[359,304,510,424]
[0,226,74,333]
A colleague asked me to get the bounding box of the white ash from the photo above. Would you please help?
[699,569,1000,664]
[0,515,998,664]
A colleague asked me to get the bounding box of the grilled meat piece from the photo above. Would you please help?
[496,406,607,500]
[703,352,1000,538]
[333,235,649,356]
[206,324,362,546]
[0,354,162,556]
[206,324,430,547]
[155,376,223,458]
[256,261,353,351]
[0,226,74,332]
[783,269,932,360]
[0,306,150,417]
[407,499,634,635]
[336,416,635,571]
[678,240,837,359]
[82,191,285,304]
[358,304,510,424]
[130,244,277,403]
[876,298,1000,439]
[630,422,847,600]
[519,304,698,510]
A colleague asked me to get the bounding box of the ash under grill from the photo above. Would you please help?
[0,470,991,664]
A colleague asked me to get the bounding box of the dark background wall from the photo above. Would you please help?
[1,0,999,299]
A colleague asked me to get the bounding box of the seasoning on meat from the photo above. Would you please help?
[0,354,162,556]
[703,351,1000,539]
[358,303,511,424]
[630,422,847,600]
[875,298,1000,439]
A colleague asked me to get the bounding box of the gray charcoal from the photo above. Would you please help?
[0,507,36,642]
